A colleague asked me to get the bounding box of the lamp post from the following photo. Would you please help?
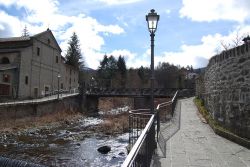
[146,9,160,113]
[57,74,61,99]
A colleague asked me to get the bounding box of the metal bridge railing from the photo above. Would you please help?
[155,91,178,157]
[122,114,155,167]
[0,92,79,107]
[122,91,179,167]
[128,109,153,151]
[156,91,178,131]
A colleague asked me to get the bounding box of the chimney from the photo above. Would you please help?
[242,35,250,44]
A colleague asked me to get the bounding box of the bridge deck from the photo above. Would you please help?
[153,97,250,167]
[85,88,192,97]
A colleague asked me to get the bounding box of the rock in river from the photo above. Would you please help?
[97,146,111,154]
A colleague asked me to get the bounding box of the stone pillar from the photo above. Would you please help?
[133,96,151,110]
[85,96,99,113]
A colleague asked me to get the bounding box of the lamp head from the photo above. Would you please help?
[146,9,160,34]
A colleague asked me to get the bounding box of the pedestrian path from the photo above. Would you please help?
[153,97,250,167]
[0,93,79,106]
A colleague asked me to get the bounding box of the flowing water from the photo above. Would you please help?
[0,117,128,166]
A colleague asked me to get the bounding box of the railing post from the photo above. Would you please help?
[123,91,179,167]
[156,109,160,141]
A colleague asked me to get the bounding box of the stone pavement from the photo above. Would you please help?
[0,93,79,106]
[153,97,250,167]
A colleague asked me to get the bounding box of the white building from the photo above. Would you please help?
[0,29,79,99]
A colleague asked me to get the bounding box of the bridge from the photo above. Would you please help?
[84,88,194,112]
[85,87,178,97]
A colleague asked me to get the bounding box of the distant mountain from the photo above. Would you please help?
[81,67,96,72]
[194,67,206,74]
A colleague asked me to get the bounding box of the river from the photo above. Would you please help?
[0,116,128,166]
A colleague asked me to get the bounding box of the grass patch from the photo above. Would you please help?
[194,97,218,128]
[194,97,250,149]
[0,110,84,132]
[98,112,129,135]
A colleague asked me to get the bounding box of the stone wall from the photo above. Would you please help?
[196,42,250,139]
[0,96,81,126]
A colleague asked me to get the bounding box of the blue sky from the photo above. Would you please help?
[0,0,250,69]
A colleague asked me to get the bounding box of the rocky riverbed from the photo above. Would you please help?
[0,110,129,166]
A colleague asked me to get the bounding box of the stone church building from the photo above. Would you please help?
[0,29,79,99]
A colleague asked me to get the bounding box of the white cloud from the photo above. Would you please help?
[165,9,171,15]
[180,0,250,22]
[0,0,17,7]
[0,10,23,36]
[0,0,125,69]
[98,0,143,5]
[104,49,150,68]
[108,49,141,67]
[155,25,250,68]
[109,49,135,59]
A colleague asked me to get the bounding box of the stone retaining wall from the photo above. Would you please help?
[0,96,81,125]
[196,42,250,139]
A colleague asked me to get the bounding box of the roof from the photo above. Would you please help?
[0,36,30,42]
[0,29,61,52]
[32,28,62,52]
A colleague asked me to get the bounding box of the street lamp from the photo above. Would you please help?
[57,73,61,99]
[146,9,160,113]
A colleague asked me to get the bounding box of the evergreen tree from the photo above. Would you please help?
[97,55,118,87]
[117,56,126,75]
[117,55,127,87]
[137,66,149,87]
[22,25,29,37]
[138,66,145,82]
[190,65,194,72]
[65,32,83,69]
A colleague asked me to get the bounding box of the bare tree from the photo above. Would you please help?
[220,30,248,52]
[232,30,244,47]
[220,40,231,51]
[215,46,222,55]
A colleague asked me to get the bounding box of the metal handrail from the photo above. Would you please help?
[122,115,155,167]
[129,109,151,115]
[122,90,179,167]
[0,92,79,106]
[155,90,179,157]
[156,91,178,110]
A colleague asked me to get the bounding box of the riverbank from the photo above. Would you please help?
[0,108,130,166]
[0,110,83,133]
[0,106,129,134]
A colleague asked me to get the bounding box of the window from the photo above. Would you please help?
[3,74,10,83]
[48,39,51,44]
[1,57,10,64]
[61,83,63,89]
[56,56,58,63]
[34,88,38,98]
[25,76,28,85]
[45,86,49,92]
[37,47,40,56]
[0,84,10,96]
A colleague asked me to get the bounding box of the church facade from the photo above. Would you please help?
[0,29,79,99]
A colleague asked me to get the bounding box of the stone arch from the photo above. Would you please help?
[1,57,10,64]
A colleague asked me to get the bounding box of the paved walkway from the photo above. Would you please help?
[0,93,79,106]
[153,97,250,167]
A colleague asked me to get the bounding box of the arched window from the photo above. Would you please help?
[1,57,10,64]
